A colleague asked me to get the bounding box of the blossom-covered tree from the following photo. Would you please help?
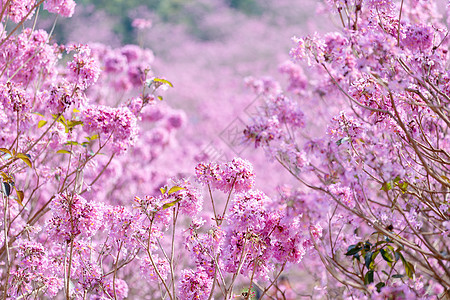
[243,0,450,298]
[1,0,449,299]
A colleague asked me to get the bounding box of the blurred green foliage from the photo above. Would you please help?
[73,0,263,43]
[226,0,263,15]
[77,0,160,16]
[77,0,262,17]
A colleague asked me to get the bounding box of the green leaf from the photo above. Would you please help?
[16,153,32,168]
[38,120,47,128]
[85,134,99,142]
[65,141,80,146]
[345,244,362,256]
[2,182,11,196]
[67,120,83,128]
[392,274,404,278]
[0,172,10,181]
[157,96,163,101]
[398,252,415,279]
[380,248,394,265]
[398,182,408,193]
[364,270,374,285]
[365,251,377,269]
[394,250,400,262]
[162,198,182,210]
[33,112,44,117]
[0,148,11,155]
[345,243,362,256]
[336,137,350,146]
[375,282,385,292]
[59,115,67,125]
[53,114,67,126]
[168,186,185,195]
[381,181,392,192]
[153,78,173,87]
[160,187,167,195]
[56,150,72,155]
[15,189,24,206]
[441,175,450,184]
[374,240,389,247]
[403,261,414,279]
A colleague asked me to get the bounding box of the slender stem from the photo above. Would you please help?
[170,206,179,297]
[66,239,74,300]
[227,239,249,299]
[220,176,237,225]
[245,263,258,300]
[0,0,12,24]
[80,153,115,195]
[397,0,404,46]
[3,193,11,300]
[112,242,123,300]
[258,262,287,300]
[0,0,45,48]
[207,184,219,225]
[207,266,217,300]
[145,220,174,300]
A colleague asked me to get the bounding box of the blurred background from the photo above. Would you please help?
[38,0,332,193]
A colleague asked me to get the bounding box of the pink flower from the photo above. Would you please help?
[132,18,152,30]
[140,255,170,283]
[104,278,129,300]
[43,0,76,17]
[81,105,139,153]
[67,45,101,90]
[3,0,35,23]
[178,269,213,300]
[195,158,255,193]
[47,193,103,242]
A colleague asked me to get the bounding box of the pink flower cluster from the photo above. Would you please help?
[47,193,103,242]
[1,0,449,298]
[43,0,76,17]
[0,28,58,86]
[195,157,255,193]
[2,0,35,23]
[90,43,155,93]
[178,269,213,300]
[81,105,139,153]
[132,18,152,30]
[243,116,282,148]
[67,44,101,90]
